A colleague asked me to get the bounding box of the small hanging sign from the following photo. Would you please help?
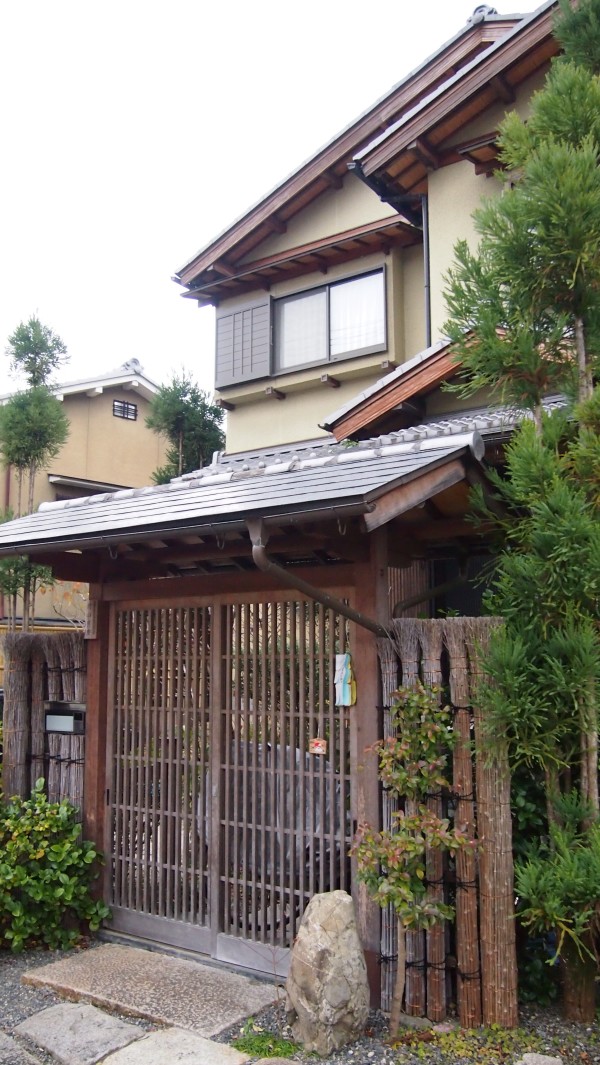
[309,737,328,756]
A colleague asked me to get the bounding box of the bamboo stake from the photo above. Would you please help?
[466,618,518,1028]
[2,633,34,799]
[377,636,400,1011]
[41,634,63,701]
[444,617,482,1028]
[420,621,446,1022]
[30,642,46,789]
[390,619,425,1016]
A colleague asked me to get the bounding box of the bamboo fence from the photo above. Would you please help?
[378,616,518,1028]
[1,631,86,816]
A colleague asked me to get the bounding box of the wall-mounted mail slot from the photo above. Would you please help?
[44,701,87,734]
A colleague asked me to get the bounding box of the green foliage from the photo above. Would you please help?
[0,780,110,952]
[471,414,600,773]
[444,10,600,414]
[231,1019,300,1058]
[6,315,68,386]
[352,685,474,928]
[515,798,600,961]
[0,387,69,475]
[555,0,600,74]
[390,1023,542,1063]
[146,372,224,482]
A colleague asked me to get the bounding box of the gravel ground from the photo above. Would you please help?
[216,998,600,1064]
[1,946,599,1064]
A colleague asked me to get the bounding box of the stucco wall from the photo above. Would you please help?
[243,175,397,261]
[3,388,166,513]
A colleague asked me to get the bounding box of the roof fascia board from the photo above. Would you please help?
[175,18,526,288]
[356,1,557,175]
[326,346,461,439]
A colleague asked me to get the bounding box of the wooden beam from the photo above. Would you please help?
[329,346,460,440]
[322,169,344,190]
[217,398,235,412]
[489,74,515,103]
[320,374,340,388]
[265,214,287,234]
[410,137,440,170]
[31,551,102,582]
[209,259,236,278]
[364,460,466,531]
[265,386,286,400]
[100,562,358,602]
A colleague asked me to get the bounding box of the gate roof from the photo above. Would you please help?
[0,421,484,558]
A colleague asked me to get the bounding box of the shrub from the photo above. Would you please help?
[0,779,110,951]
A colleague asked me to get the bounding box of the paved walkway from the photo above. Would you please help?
[3,944,282,1065]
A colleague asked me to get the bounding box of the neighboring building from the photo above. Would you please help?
[0,1,562,1004]
[0,359,166,627]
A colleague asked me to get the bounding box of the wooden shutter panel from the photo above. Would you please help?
[215,299,271,388]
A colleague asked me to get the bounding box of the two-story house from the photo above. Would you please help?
[0,1,561,1009]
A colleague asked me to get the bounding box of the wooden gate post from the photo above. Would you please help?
[84,593,110,855]
[352,531,389,1006]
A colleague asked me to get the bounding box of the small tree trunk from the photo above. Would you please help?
[575,316,593,405]
[390,920,407,1038]
[561,933,597,1023]
[16,468,23,518]
[27,463,36,516]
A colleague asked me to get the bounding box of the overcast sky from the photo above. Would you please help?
[0,0,542,393]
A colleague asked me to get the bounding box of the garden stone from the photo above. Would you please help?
[15,1002,143,1065]
[0,1031,40,1065]
[515,1055,563,1065]
[285,889,369,1057]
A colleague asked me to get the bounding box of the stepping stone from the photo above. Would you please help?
[24,943,277,1036]
[104,1028,250,1064]
[15,1003,143,1065]
[0,1030,40,1065]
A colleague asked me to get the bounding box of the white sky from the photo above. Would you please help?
[0,0,541,393]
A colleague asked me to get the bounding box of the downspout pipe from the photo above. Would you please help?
[247,519,388,638]
[348,160,431,346]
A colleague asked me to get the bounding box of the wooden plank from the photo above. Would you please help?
[364,461,467,531]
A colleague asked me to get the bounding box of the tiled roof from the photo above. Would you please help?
[0,427,483,556]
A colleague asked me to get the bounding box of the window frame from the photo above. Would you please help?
[112,399,138,421]
[272,266,387,375]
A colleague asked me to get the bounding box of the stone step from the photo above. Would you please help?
[14,1003,251,1065]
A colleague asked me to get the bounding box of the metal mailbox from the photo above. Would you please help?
[44,701,87,734]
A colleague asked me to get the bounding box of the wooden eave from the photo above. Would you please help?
[28,474,487,585]
[183,216,420,304]
[357,5,559,192]
[327,344,461,441]
[175,16,524,294]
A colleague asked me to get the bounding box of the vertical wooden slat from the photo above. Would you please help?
[30,644,45,788]
[420,620,446,1022]
[467,618,518,1029]
[444,618,482,1029]
[391,619,425,1017]
[210,603,226,952]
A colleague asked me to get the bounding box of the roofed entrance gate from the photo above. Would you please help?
[105,591,353,976]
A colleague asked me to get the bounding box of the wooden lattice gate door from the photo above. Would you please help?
[106,595,353,976]
[107,605,212,952]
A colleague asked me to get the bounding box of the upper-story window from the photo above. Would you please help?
[274,270,386,372]
[113,400,137,421]
[214,267,387,389]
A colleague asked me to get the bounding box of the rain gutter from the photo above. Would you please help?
[247,518,388,638]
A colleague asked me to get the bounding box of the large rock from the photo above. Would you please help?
[285,890,369,1057]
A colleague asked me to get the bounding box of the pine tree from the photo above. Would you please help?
[443,0,600,1019]
[146,372,225,483]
